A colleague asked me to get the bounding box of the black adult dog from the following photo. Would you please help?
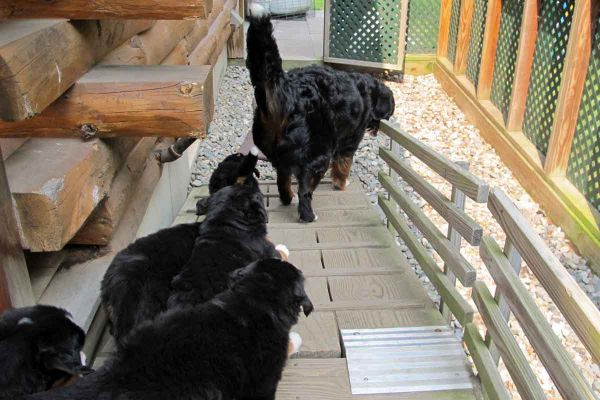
[27,259,313,400]
[0,305,87,399]
[246,4,395,222]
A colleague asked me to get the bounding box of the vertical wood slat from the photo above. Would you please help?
[438,0,454,57]
[0,148,34,310]
[397,0,410,67]
[477,0,502,99]
[453,0,475,73]
[544,0,599,176]
[506,0,538,131]
[440,161,468,323]
[323,0,332,58]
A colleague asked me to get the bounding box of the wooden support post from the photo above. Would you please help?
[544,0,599,176]
[506,0,538,131]
[454,0,475,74]
[485,240,522,364]
[440,161,468,324]
[227,0,245,59]
[0,148,34,309]
[0,65,212,139]
[0,0,208,19]
[477,0,502,99]
[438,0,454,57]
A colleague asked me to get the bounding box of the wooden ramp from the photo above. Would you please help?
[94,180,478,399]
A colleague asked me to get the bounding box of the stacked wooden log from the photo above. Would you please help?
[0,0,245,335]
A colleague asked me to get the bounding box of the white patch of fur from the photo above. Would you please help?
[80,352,87,366]
[249,3,267,17]
[288,332,302,355]
[313,214,319,221]
[275,244,289,259]
[290,194,299,205]
[17,317,33,326]
[250,145,259,156]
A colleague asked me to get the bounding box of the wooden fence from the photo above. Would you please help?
[433,0,600,272]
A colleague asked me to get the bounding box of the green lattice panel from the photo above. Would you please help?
[447,0,461,62]
[567,15,600,212]
[522,0,575,155]
[406,0,441,53]
[328,0,402,64]
[490,0,524,122]
[465,0,488,88]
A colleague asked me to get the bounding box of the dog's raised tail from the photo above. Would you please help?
[246,2,284,96]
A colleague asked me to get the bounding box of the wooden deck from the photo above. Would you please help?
[93,180,478,399]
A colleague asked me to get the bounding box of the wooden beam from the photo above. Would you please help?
[0,0,208,19]
[453,0,474,73]
[0,149,35,308]
[506,0,538,131]
[0,19,154,121]
[0,139,27,160]
[437,0,453,57]
[544,0,599,176]
[476,0,502,99]
[0,65,212,138]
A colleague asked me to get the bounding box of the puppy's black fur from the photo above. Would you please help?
[0,305,86,399]
[27,260,313,400]
[247,10,395,222]
[100,222,200,345]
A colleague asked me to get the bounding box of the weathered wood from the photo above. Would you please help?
[454,0,475,73]
[480,236,597,399]
[506,0,538,131]
[189,0,235,65]
[328,274,432,304]
[380,172,476,286]
[437,0,453,57]
[0,150,34,309]
[379,120,489,202]
[476,0,501,99]
[380,148,482,245]
[71,138,158,245]
[292,313,341,358]
[379,195,474,326]
[0,1,208,19]
[5,139,116,252]
[463,323,511,400]
[162,41,190,65]
[472,281,545,400]
[0,65,212,138]
[544,0,599,175]
[269,209,380,229]
[488,188,600,362]
[25,251,66,301]
[0,19,153,121]
[227,3,245,59]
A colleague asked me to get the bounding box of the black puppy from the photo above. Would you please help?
[246,4,395,222]
[27,259,313,400]
[0,305,87,399]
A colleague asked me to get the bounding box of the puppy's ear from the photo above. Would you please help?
[294,281,314,317]
[234,147,260,185]
[371,80,395,121]
[196,198,210,215]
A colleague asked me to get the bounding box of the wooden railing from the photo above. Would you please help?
[433,0,600,271]
[377,121,600,399]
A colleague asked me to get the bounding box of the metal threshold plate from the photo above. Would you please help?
[342,326,474,395]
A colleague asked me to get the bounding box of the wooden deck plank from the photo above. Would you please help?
[292,313,341,358]
[328,274,434,305]
[336,308,446,330]
[322,248,410,270]
[268,209,380,229]
[267,193,371,211]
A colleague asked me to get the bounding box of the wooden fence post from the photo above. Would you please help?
[0,148,34,310]
[438,0,453,57]
[506,0,538,131]
[453,0,474,73]
[544,0,598,176]
[476,0,501,99]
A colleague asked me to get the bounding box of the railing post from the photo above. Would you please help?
[0,148,34,310]
[438,0,453,57]
[440,161,468,324]
[453,0,474,74]
[476,0,501,99]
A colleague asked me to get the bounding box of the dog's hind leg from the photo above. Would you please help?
[331,154,353,191]
[276,168,294,205]
[297,156,329,222]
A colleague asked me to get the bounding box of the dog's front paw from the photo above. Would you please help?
[288,332,303,357]
[298,212,318,223]
[275,244,290,261]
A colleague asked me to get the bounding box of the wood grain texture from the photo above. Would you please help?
[0,19,153,121]
[476,0,501,99]
[379,195,474,326]
[5,139,116,252]
[437,0,453,57]
[506,0,538,131]
[380,120,489,202]
[380,148,482,245]
[463,323,511,400]
[328,274,432,304]
[336,308,446,330]
[322,247,409,270]
[268,209,380,229]
[0,0,208,19]
[454,0,475,73]
[0,152,33,309]
[0,65,212,138]
[472,281,545,400]
[480,236,597,399]
[544,0,599,175]
[380,172,476,286]
[487,189,600,362]
[292,312,341,358]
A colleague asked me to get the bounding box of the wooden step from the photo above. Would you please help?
[0,65,213,139]
[0,1,210,19]
[0,19,153,121]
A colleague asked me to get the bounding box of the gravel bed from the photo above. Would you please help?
[191,66,599,397]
